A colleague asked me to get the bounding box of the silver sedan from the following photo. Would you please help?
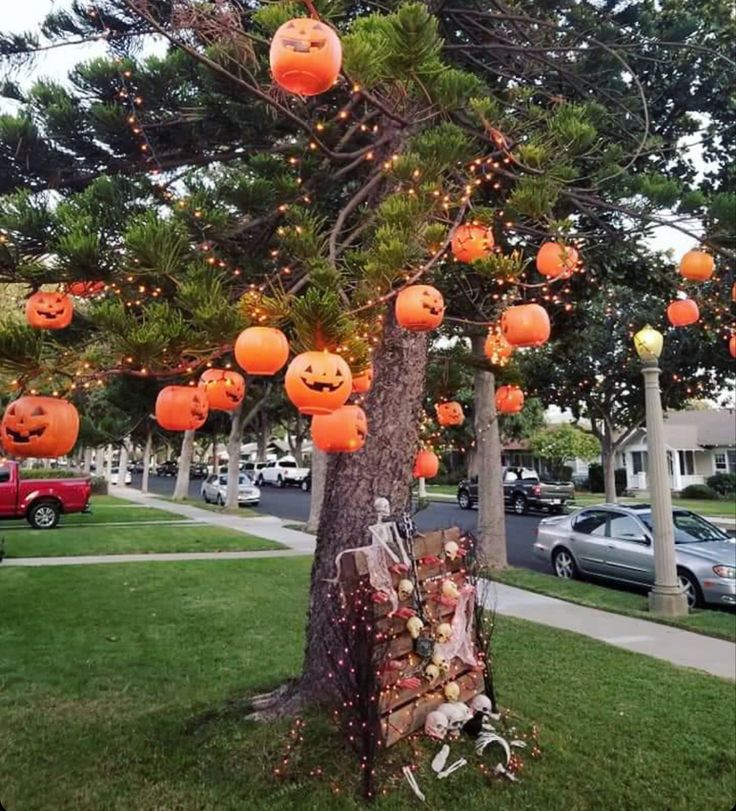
[534,504,736,608]
[201,473,260,507]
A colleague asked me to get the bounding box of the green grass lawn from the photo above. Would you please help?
[159,495,259,517]
[572,493,735,518]
[490,567,736,642]
[0,558,733,810]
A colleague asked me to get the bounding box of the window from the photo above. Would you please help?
[714,453,727,471]
[608,514,647,542]
[631,451,648,474]
[218,476,227,485]
[640,511,727,544]
[280,461,297,468]
[728,451,736,473]
[678,450,695,476]
[573,510,609,536]
[0,466,10,483]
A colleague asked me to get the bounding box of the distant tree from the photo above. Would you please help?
[531,423,601,480]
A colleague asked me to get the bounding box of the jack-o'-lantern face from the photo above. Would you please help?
[435,401,464,427]
[311,404,368,453]
[26,291,73,330]
[285,351,352,415]
[451,223,494,263]
[1,396,79,458]
[199,369,246,412]
[155,386,209,431]
[270,18,342,96]
[395,285,445,331]
[351,364,373,394]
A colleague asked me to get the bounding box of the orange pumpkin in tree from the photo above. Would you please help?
[495,385,524,414]
[666,299,700,327]
[155,386,209,431]
[311,405,367,452]
[536,241,579,279]
[484,330,514,364]
[729,335,736,359]
[435,401,464,426]
[234,327,289,375]
[351,364,373,394]
[199,369,246,411]
[679,250,714,281]
[285,350,352,415]
[1,396,79,458]
[451,223,494,263]
[270,18,342,96]
[395,285,445,331]
[67,281,106,297]
[413,449,439,479]
[501,303,551,347]
[25,291,73,329]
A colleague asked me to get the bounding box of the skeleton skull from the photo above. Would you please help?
[443,681,460,702]
[441,579,460,600]
[431,651,450,674]
[444,540,460,560]
[374,496,391,521]
[406,616,425,639]
[425,710,449,740]
[436,622,453,644]
[397,579,414,602]
[470,694,493,716]
[424,663,440,682]
[438,701,472,731]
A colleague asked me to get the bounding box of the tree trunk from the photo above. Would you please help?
[172,429,195,501]
[225,402,246,511]
[94,447,105,478]
[305,446,327,533]
[83,447,93,475]
[300,308,428,699]
[471,334,507,569]
[118,439,130,486]
[602,430,617,503]
[104,444,114,480]
[257,413,269,462]
[141,427,152,494]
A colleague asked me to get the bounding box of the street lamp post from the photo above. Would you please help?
[633,326,689,617]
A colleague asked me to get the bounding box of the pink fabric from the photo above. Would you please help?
[435,585,477,666]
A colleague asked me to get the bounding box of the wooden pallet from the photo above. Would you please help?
[339,526,483,747]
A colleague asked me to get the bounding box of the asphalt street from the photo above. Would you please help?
[131,473,552,574]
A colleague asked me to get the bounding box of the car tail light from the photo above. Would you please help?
[532,484,541,496]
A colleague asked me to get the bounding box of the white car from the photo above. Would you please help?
[201,473,260,506]
[257,456,310,488]
[110,467,132,486]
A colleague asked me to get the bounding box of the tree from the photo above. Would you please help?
[530,423,601,480]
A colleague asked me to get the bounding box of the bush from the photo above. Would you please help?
[588,464,627,496]
[706,472,736,497]
[18,468,107,494]
[679,484,718,500]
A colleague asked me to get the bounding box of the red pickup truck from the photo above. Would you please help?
[0,460,92,529]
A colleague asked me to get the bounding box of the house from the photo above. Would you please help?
[616,409,736,493]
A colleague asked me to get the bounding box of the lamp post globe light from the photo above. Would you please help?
[633,326,689,617]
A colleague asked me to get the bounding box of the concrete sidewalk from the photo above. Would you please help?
[1,549,308,567]
[108,486,316,554]
[482,581,736,680]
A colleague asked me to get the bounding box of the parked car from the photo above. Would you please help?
[243,461,268,478]
[300,472,311,492]
[156,460,178,477]
[0,460,92,529]
[257,456,310,488]
[200,473,260,506]
[457,467,575,515]
[190,462,208,479]
[109,467,132,486]
[534,504,736,608]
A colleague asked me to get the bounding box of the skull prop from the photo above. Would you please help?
[424,663,440,682]
[470,694,493,716]
[441,579,460,600]
[444,540,460,560]
[432,651,450,675]
[444,681,460,702]
[438,702,473,732]
[436,622,453,644]
[374,496,391,521]
[425,710,449,740]
[397,579,414,602]
[406,616,425,639]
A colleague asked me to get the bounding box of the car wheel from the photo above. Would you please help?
[677,569,702,609]
[553,547,578,580]
[203,493,209,503]
[512,494,528,515]
[276,475,284,488]
[28,500,60,530]
[257,474,264,486]
[216,494,224,506]
[300,480,309,492]
[457,490,472,510]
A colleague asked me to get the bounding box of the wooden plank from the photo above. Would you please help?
[379,658,471,712]
[412,527,462,559]
[380,669,485,747]
[375,601,455,636]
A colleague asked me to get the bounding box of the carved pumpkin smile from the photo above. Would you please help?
[199,369,245,412]
[26,291,73,330]
[395,285,445,331]
[285,351,353,415]
[270,18,342,96]
[300,364,346,393]
[4,404,48,443]
[1,396,79,458]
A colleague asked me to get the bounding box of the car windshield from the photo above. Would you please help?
[218,474,253,486]
[639,511,729,543]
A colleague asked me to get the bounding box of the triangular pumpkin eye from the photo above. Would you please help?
[7,405,15,416]
[304,365,313,374]
[335,369,343,377]
[31,407,45,416]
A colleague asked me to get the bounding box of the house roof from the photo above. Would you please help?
[664,409,736,448]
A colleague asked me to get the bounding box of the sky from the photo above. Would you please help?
[2,1,701,260]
